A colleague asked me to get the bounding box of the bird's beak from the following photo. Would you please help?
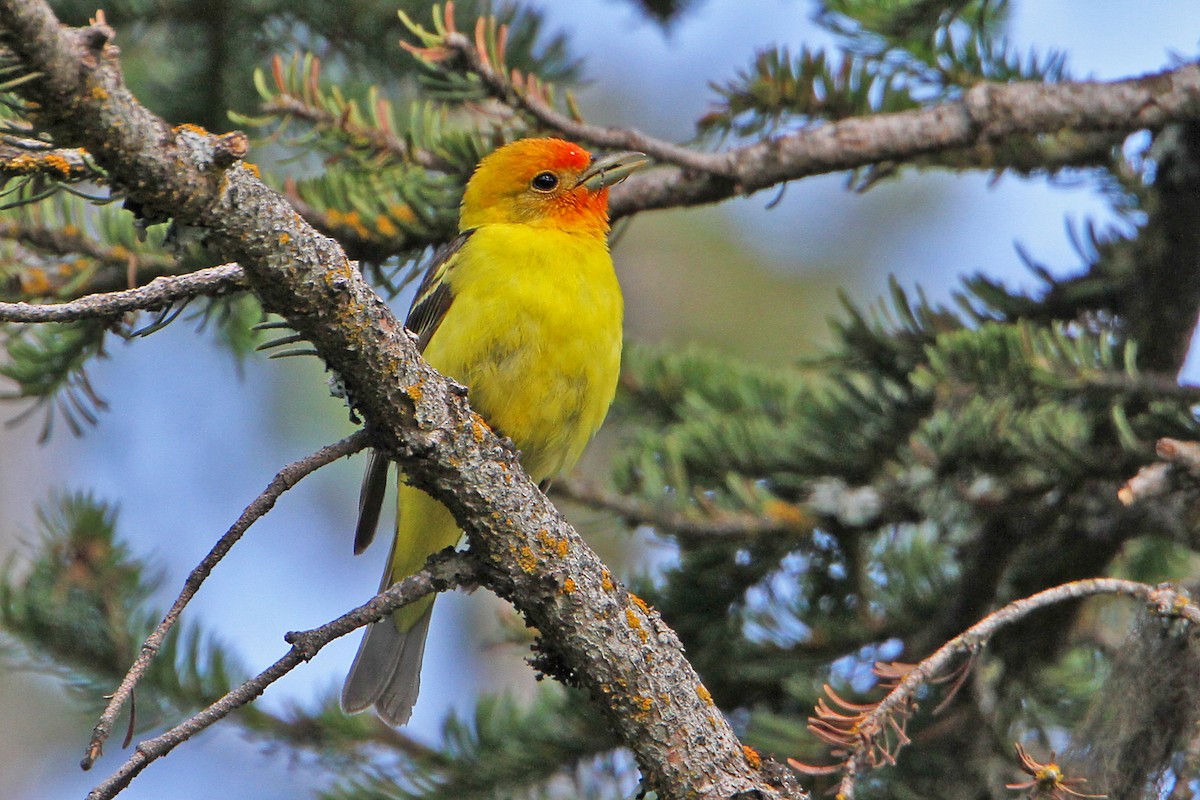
[576,151,649,191]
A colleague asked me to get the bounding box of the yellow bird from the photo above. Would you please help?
[342,138,647,725]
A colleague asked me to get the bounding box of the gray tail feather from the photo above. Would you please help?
[340,604,434,726]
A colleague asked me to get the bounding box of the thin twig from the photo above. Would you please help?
[822,578,1200,800]
[0,137,99,181]
[80,430,370,770]
[0,264,245,323]
[85,551,477,800]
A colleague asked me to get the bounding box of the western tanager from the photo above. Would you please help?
[341,138,647,725]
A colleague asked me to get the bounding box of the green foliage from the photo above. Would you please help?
[702,0,1071,187]
[4,1,1200,799]
[610,272,1200,793]
[0,194,175,301]
[0,319,110,440]
[325,687,621,800]
[700,47,921,138]
[0,492,247,727]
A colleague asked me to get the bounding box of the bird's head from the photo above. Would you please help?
[459,138,647,235]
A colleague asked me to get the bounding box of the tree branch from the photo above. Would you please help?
[0,263,245,322]
[795,578,1200,800]
[81,430,370,770]
[606,62,1200,217]
[402,6,1200,219]
[86,552,478,800]
[0,137,100,181]
[0,3,787,798]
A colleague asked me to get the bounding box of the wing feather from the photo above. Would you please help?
[352,229,474,553]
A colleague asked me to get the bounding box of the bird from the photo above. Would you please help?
[341,137,647,725]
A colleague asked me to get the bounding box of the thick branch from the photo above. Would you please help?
[415,10,1200,218]
[607,62,1200,218]
[0,263,244,322]
[0,3,784,798]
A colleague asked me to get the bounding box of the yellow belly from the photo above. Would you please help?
[387,223,623,614]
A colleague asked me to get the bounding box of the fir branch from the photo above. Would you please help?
[0,216,175,294]
[0,263,244,323]
[404,6,1200,216]
[328,687,620,800]
[794,578,1200,800]
[248,53,453,172]
[402,4,716,173]
[86,551,479,800]
[0,4,787,798]
[82,430,370,769]
[0,317,109,440]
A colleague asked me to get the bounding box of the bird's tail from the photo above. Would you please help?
[340,601,434,726]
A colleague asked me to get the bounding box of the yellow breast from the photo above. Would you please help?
[421,223,623,482]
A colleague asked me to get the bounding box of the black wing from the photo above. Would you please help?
[353,229,475,553]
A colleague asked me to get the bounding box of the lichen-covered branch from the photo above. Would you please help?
[797,578,1200,800]
[606,62,1200,218]
[0,2,789,798]
[0,138,99,181]
[0,263,244,322]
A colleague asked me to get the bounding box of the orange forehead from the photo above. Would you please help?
[460,138,610,232]
[481,137,592,179]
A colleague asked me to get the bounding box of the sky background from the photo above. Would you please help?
[2,1,1199,798]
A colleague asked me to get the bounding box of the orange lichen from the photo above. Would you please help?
[42,153,73,176]
[6,154,35,173]
[601,570,614,592]
[90,85,108,101]
[471,413,491,442]
[743,746,762,769]
[404,379,424,401]
[633,695,653,712]
[536,528,568,557]
[173,122,210,136]
[630,593,651,616]
[278,232,291,245]
[697,684,714,706]
[516,545,538,574]
[243,162,261,178]
[625,608,648,642]
[562,577,577,593]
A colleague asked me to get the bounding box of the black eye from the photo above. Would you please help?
[531,171,559,192]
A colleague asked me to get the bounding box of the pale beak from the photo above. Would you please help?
[576,151,649,191]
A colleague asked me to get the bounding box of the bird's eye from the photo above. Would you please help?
[530,171,559,192]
